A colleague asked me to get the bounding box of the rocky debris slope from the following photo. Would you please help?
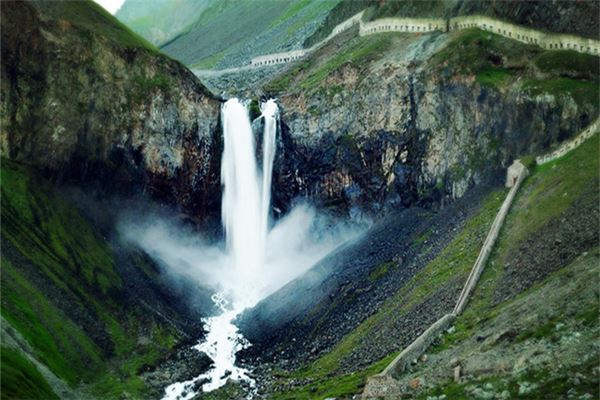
[367,132,600,399]
[395,249,599,400]
[1,1,222,219]
[238,181,499,372]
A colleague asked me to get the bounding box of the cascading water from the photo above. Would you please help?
[163,98,278,399]
[260,100,278,251]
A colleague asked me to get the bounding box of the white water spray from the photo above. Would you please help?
[163,98,279,399]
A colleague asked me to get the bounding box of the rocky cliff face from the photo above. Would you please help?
[1,1,222,218]
[266,27,598,217]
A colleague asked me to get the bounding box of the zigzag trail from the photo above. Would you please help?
[193,10,600,77]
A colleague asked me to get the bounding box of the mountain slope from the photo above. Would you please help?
[306,0,599,47]
[158,0,340,69]
[1,0,221,219]
[258,19,599,217]
[242,131,599,399]
[116,0,214,46]
[1,159,209,399]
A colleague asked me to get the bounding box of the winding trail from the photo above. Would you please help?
[194,10,599,78]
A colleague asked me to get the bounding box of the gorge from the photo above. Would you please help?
[1,1,599,399]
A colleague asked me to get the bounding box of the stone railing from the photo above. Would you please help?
[449,15,600,55]
[359,17,445,36]
[362,160,528,399]
[250,11,364,67]
[453,160,527,315]
[536,117,600,165]
[199,11,599,75]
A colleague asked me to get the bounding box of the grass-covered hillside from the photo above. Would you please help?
[263,133,599,399]
[116,0,214,46]
[272,25,599,116]
[0,159,201,399]
[30,0,158,52]
[157,0,340,69]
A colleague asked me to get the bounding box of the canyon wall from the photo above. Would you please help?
[0,1,222,217]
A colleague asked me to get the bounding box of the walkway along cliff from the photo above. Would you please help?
[360,118,599,399]
[194,10,600,76]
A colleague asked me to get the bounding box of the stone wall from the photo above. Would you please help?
[383,314,456,379]
[362,160,528,399]
[360,17,445,36]
[536,117,600,165]
[250,11,364,67]
[449,15,600,55]
[244,10,599,71]
[453,161,527,315]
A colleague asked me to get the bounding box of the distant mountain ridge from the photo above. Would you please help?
[116,0,215,46]
[116,0,340,69]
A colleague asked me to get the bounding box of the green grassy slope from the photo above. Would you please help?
[267,187,507,399]
[434,132,600,352]
[159,0,339,68]
[0,159,180,398]
[414,134,600,399]
[0,347,59,400]
[430,29,599,110]
[29,0,158,52]
[270,26,599,118]
[270,132,599,399]
[116,0,214,46]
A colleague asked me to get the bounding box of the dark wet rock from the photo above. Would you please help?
[238,182,497,372]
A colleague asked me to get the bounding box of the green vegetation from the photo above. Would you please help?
[270,0,313,29]
[369,261,395,282]
[522,77,599,108]
[476,66,512,89]
[268,34,392,94]
[192,51,226,70]
[0,159,180,397]
[301,34,391,91]
[417,354,600,400]
[534,50,600,79]
[160,0,337,67]
[429,27,599,110]
[272,353,397,400]
[430,28,532,83]
[1,347,59,400]
[285,1,340,36]
[431,132,599,354]
[272,186,507,398]
[134,73,172,93]
[31,0,158,52]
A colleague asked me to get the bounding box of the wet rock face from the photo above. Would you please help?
[272,59,595,216]
[0,2,222,218]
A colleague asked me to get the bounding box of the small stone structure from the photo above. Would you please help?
[535,117,599,165]
[362,160,528,399]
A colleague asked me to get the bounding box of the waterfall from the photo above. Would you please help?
[260,99,278,253]
[163,98,278,399]
[221,98,265,307]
